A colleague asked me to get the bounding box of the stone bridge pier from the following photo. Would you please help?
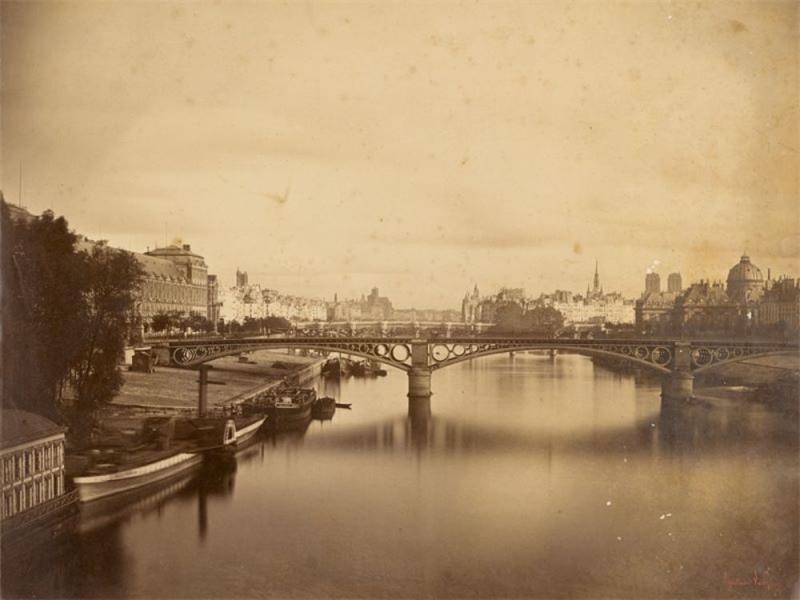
[661,342,694,404]
[407,341,432,418]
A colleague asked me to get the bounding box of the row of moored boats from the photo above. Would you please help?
[72,386,339,503]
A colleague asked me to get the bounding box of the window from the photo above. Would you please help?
[3,492,13,517]
[34,448,42,472]
[15,487,23,512]
[25,483,33,508]
[24,452,31,476]
[15,454,23,479]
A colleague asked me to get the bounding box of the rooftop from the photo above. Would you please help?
[1,409,65,450]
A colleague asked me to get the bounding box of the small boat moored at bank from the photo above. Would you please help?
[311,396,336,420]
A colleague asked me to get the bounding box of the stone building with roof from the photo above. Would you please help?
[1,410,70,524]
[726,254,765,304]
[636,255,776,336]
[755,277,800,333]
[135,243,214,327]
[635,291,680,335]
[672,281,743,336]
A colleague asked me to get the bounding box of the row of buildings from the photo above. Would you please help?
[461,263,636,326]
[635,255,800,336]
[219,274,327,323]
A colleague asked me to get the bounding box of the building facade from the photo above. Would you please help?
[1,410,67,522]
[756,278,800,332]
[135,244,212,326]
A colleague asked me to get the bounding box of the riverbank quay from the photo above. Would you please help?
[106,352,324,415]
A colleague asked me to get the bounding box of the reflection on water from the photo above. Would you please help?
[2,354,797,598]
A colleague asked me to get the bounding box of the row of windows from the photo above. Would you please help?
[142,280,206,304]
[1,473,63,519]
[1,442,64,487]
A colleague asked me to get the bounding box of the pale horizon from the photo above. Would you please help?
[2,1,798,309]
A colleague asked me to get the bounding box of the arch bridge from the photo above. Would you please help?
[157,336,798,414]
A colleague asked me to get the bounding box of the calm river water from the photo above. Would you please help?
[3,353,798,598]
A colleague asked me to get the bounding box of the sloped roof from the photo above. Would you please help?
[1,409,65,450]
[146,244,205,261]
[135,253,187,281]
[640,291,678,307]
[680,283,734,306]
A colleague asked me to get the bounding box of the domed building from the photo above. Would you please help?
[726,255,765,304]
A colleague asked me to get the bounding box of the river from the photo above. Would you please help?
[3,353,798,598]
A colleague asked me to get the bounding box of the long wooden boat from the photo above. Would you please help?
[72,447,204,503]
[232,415,267,445]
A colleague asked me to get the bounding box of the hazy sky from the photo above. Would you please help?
[2,1,797,308]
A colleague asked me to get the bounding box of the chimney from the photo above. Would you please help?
[183,244,191,251]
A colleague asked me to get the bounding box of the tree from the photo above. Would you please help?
[522,306,565,334]
[1,201,144,429]
[151,312,173,333]
[2,203,85,419]
[493,302,525,332]
[70,244,144,413]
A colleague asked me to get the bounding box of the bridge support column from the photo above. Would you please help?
[198,365,210,417]
[408,341,432,417]
[661,342,694,404]
[661,372,694,401]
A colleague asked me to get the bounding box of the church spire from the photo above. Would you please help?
[592,260,601,294]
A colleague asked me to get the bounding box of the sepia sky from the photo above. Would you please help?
[1,1,798,308]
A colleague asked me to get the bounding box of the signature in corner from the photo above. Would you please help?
[724,569,781,592]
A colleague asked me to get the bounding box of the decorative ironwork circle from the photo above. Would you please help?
[716,348,730,361]
[174,348,195,364]
[391,345,409,362]
[375,344,389,357]
[634,346,649,360]
[452,344,466,357]
[651,346,672,366]
[432,345,450,362]
[691,347,714,367]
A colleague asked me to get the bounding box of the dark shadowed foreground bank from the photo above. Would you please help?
[2,354,797,598]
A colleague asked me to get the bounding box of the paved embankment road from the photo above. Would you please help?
[110,351,323,413]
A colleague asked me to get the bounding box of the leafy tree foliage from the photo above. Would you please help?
[224,316,291,334]
[492,302,565,335]
[70,245,144,412]
[150,310,213,334]
[1,201,143,422]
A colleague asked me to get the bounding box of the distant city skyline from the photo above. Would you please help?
[2,2,797,309]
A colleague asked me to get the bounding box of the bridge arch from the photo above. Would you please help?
[429,343,673,375]
[689,349,797,375]
[167,341,413,372]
